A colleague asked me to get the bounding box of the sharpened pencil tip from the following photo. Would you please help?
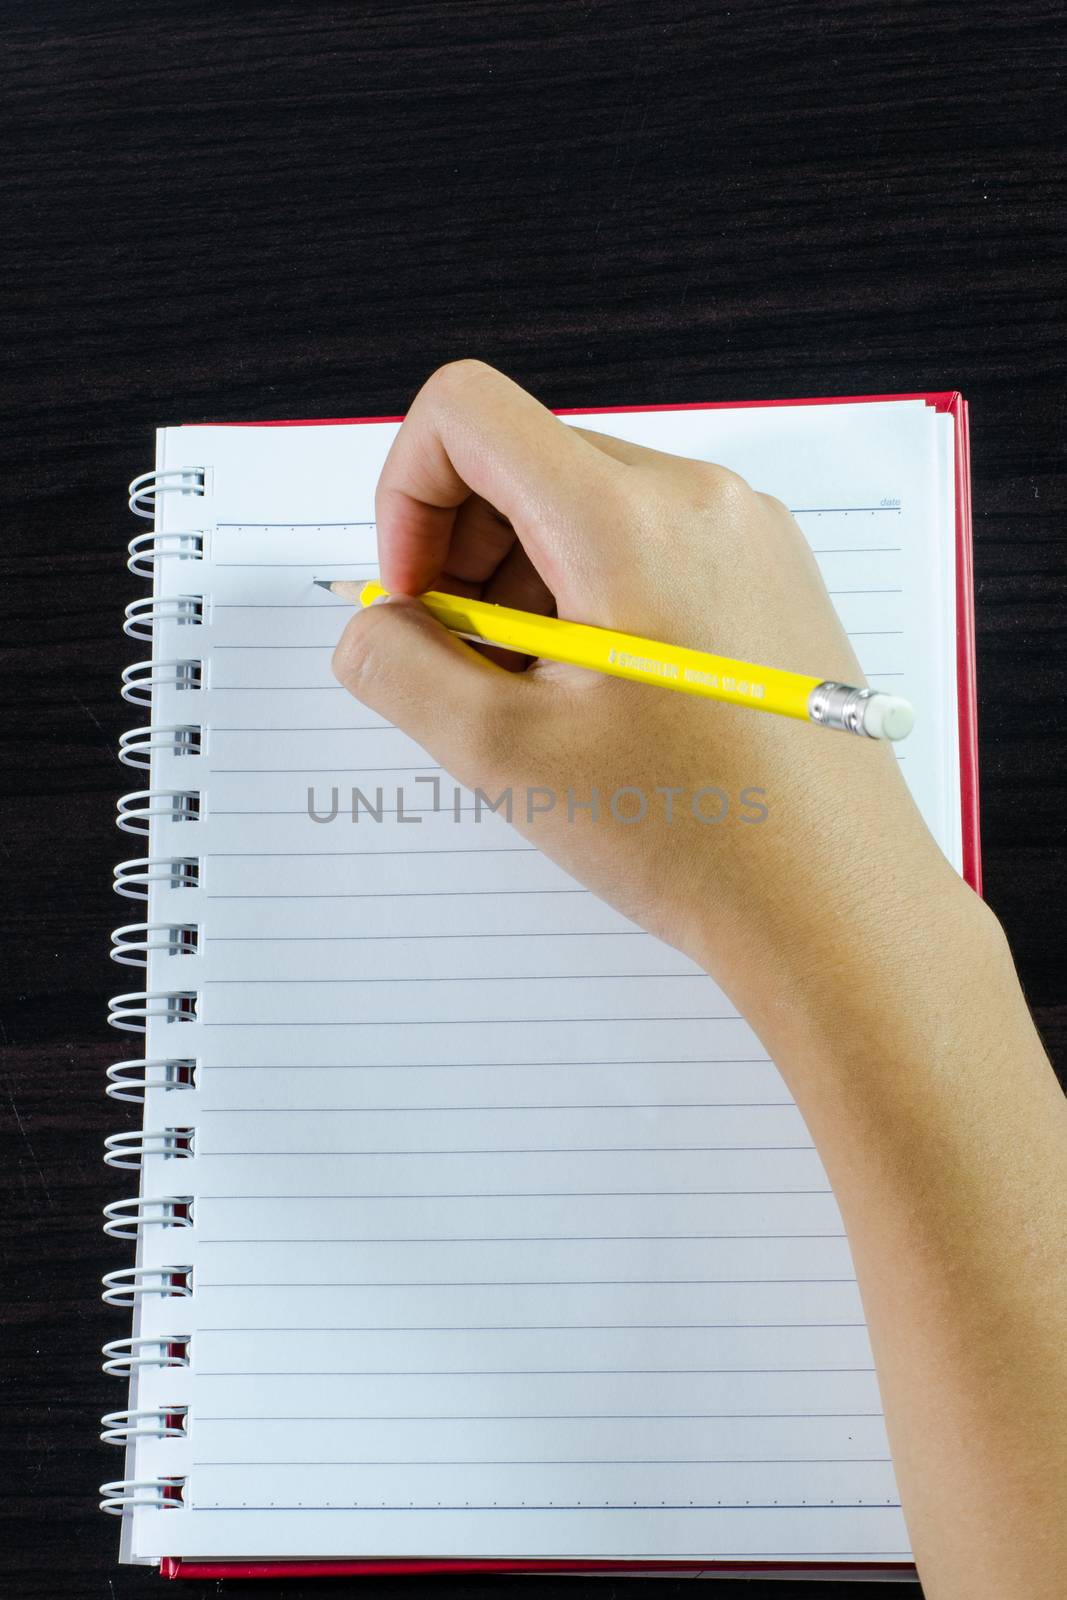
[313,579,335,590]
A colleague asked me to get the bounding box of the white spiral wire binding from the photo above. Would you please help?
[128,466,205,519]
[102,1335,191,1376]
[101,1407,188,1445]
[127,529,205,577]
[110,923,199,967]
[121,658,203,705]
[105,1058,197,1102]
[107,991,199,1032]
[103,1128,195,1169]
[99,1478,185,1515]
[102,1196,194,1238]
[102,1265,193,1307]
[123,594,204,640]
[118,723,203,768]
[106,466,206,1523]
[113,857,200,899]
[116,790,200,835]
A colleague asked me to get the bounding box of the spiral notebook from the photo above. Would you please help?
[102,392,978,1579]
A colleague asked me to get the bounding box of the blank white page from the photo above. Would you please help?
[119,400,959,1564]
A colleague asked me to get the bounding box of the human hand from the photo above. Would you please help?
[332,360,967,1025]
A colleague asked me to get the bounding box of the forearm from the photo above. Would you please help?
[717,875,1067,1599]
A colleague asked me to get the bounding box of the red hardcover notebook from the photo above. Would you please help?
[102,393,976,1579]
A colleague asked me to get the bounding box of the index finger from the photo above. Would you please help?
[374,360,622,596]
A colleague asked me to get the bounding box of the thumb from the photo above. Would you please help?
[331,594,524,785]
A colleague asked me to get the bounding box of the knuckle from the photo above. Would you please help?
[683,459,754,515]
[757,490,792,520]
[423,357,495,401]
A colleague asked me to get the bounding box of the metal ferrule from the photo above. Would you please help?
[807,681,876,737]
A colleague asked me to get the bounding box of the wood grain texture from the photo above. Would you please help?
[0,2,1063,1595]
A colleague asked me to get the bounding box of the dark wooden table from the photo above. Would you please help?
[2,3,1063,1596]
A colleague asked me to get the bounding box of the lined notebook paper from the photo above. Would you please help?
[103,395,975,1574]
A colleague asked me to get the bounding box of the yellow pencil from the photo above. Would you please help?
[316,579,914,741]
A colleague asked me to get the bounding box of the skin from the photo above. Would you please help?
[332,359,1067,1600]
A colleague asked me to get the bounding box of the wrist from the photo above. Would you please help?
[695,854,1004,1084]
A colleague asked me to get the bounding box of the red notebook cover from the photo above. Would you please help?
[162,391,977,1580]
